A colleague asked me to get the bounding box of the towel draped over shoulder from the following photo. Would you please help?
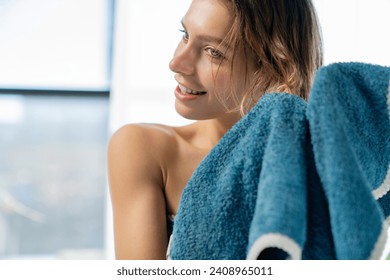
[168,62,390,260]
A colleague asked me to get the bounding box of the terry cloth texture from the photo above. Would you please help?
[306,62,390,259]
[168,62,390,260]
[169,93,309,260]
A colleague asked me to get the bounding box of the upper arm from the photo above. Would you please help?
[107,124,168,259]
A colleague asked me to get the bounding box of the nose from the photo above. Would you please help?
[169,43,196,76]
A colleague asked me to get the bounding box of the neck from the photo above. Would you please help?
[196,112,241,150]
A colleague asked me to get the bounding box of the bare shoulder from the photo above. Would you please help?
[108,123,180,188]
[108,123,178,158]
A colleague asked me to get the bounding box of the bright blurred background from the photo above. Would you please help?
[0,0,389,259]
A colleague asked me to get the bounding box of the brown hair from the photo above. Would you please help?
[220,0,323,114]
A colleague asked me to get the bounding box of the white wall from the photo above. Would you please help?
[313,0,390,66]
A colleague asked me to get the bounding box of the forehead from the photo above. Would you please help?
[183,0,233,37]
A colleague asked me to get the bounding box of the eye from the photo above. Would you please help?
[205,47,224,60]
[179,29,189,41]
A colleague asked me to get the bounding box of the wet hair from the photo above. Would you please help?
[219,0,323,114]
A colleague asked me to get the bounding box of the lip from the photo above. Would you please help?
[174,84,206,101]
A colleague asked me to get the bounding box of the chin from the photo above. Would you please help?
[175,102,213,121]
[175,110,206,121]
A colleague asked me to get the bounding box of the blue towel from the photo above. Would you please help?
[306,62,390,259]
[168,93,309,259]
[168,62,390,260]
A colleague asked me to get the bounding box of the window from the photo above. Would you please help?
[0,0,112,91]
[0,0,112,259]
[0,95,108,259]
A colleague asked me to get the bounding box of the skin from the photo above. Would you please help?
[108,0,257,260]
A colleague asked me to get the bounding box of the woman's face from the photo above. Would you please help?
[169,0,256,121]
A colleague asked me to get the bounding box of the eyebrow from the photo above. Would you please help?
[181,19,230,50]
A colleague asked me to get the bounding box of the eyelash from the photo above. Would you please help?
[205,47,224,60]
[179,29,225,60]
[179,29,189,41]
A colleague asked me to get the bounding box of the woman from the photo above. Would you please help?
[108,0,322,259]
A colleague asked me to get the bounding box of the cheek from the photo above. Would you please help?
[231,65,255,97]
[204,64,231,93]
[209,66,240,109]
[213,68,248,100]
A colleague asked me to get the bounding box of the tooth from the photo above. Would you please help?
[178,84,206,95]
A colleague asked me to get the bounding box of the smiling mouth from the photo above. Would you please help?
[178,84,207,95]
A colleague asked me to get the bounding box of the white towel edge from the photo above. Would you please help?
[166,234,173,260]
[372,164,390,200]
[246,233,301,260]
[370,217,390,260]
